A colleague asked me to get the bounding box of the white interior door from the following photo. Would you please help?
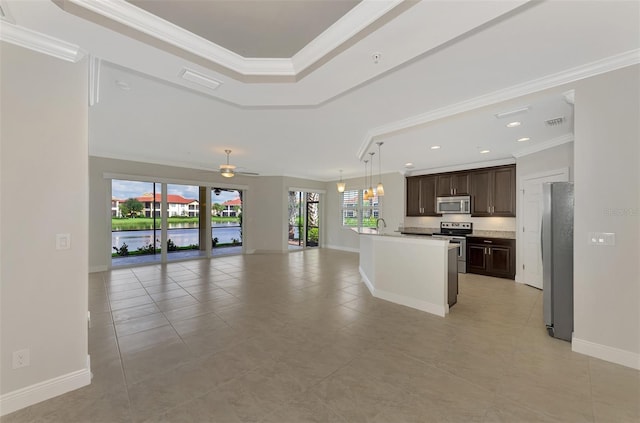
[521,171,568,289]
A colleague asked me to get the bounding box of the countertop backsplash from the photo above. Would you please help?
[402,216,516,233]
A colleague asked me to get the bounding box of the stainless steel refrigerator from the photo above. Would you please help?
[542,182,574,341]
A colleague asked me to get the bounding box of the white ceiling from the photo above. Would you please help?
[1,0,639,181]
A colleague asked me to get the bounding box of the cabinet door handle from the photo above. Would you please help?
[484,240,492,243]
[488,247,491,256]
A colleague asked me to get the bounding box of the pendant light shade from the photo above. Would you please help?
[376,142,385,196]
[363,160,371,200]
[336,169,346,193]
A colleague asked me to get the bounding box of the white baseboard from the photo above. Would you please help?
[375,288,447,317]
[358,267,447,317]
[572,336,640,370]
[325,244,359,253]
[359,267,374,295]
[89,265,107,273]
[0,363,91,416]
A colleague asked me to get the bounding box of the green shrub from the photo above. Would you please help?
[112,243,129,256]
[167,239,177,251]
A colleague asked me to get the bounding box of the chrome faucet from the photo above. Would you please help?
[376,218,387,230]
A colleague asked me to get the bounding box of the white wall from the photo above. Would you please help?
[572,65,640,368]
[0,43,90,412]
[516,142,574,182]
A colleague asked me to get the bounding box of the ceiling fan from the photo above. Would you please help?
[219,149,258,178]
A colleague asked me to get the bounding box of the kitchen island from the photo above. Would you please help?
[359,233,457,317]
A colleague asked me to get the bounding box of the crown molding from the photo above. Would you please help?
[511,133,574,158]
[357,49,640,160]
[406,158,516,177]
[292,0,404,73]
[0,21,85,62]
[64,0,402,77]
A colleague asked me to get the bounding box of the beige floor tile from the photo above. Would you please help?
[111,302,160,322]
[117,324,181,355]
[109,294,154,311]
[107,287,148,301]
[589,358,640,422]
[114,311,170,337]
[262,391,348,423]
[146,390,243,423]
[127,359,220,422]
[5,250,638,423]
[121,340,194,386]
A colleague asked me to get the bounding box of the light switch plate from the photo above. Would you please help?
[56,233,71,250]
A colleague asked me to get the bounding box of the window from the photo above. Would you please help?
[341,189,379,228]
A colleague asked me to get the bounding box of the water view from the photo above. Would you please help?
[112,223,241,252]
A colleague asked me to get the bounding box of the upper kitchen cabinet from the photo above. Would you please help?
[470,165,516,217]
[406,175,439,216]
[436,172,470,196]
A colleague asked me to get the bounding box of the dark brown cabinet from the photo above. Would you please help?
[436,172,470,196]
[470,165,516,217]
[406,175,438,216]
[466,237,515,279]
[406,164,515,217]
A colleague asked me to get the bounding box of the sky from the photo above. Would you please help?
[112,179,239,203]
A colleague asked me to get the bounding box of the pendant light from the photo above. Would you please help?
[363,160,371,200]
[368,152,375,198]
[376,142,385,196]
[336,169,346,193]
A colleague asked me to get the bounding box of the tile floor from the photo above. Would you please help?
[3,249,638,422]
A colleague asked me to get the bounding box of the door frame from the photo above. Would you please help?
[287,187,325,251]
[516,167,569,283]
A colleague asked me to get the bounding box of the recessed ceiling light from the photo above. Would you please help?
[480,150,490,154]
[430,145,441,150]
[506,121,521,128]
[517,137,531,142]
[405,162,414,167]
[115,80,130,90]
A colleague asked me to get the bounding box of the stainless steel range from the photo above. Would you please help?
[432,222,473,273]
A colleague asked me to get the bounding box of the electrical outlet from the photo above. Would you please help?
[588,232,616,246]
[12,349,30,369]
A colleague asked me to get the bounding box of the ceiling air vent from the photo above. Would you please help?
[545,116,565,127]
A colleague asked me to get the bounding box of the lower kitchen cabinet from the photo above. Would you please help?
[466,237,515,279]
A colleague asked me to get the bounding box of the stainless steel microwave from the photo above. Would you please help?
[436,195,471,214]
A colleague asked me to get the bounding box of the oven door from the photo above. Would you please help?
[446,237,467,273]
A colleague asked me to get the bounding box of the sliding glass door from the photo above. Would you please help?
[111,179,162,266]
[288,190,321,250]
